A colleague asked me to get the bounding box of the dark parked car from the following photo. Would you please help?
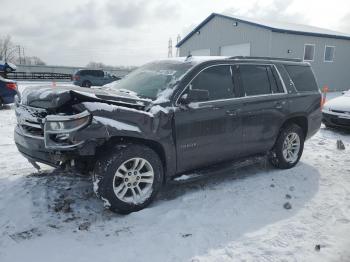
[14,56,321,213]
[0,76,17,106]
[72,69,120,88]
[0,61,17,73]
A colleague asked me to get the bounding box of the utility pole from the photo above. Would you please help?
[22,47,26,65]
[176,35,181,57]
[17,45,22,64]
[168,38,173,58]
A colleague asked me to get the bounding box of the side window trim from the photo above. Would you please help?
[174,63,287,106]
[266,65,283,94]
[175,64,236,105]
[237,63,288,98]
[237,64,272,97]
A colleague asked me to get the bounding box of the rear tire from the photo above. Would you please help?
[82,81,92,88]
[269,124,304,169]
[93,144,163,214]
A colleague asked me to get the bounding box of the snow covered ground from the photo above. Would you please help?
[0,83,349,261]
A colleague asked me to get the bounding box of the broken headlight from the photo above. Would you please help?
[45,111,91,133]
[44,111,91,149]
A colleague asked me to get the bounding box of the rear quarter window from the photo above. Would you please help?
[285,65,318,92]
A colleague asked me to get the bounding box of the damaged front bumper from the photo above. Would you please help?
[14,105,102,168]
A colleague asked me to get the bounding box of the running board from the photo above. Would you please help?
[171,155,267,184]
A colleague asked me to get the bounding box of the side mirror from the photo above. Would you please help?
[179,89,209,104]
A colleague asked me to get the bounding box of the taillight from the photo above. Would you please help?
[6,83,17,90]
[73,75,80,81]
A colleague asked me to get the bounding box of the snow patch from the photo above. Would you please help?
[173,173,200,181]
[149,105,169,114]
[93,177,100,195]
[153,87,173,104]
[101,197,111,208]
[82,102,153,117]
[94,116,141,132]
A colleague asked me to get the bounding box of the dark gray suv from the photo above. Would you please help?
[14,56,322,214]
[72,69,120,88]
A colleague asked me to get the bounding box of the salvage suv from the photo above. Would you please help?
[14,56,321,213]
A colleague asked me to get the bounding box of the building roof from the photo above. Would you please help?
[176,13,350,47]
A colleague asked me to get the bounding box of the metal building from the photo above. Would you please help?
[176,13,350,91]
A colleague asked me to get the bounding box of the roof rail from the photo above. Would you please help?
[228,56,302,62]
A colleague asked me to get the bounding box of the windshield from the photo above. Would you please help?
[110,61,193,100]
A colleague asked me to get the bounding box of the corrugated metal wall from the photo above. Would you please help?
[179,16,272,57]
[271,32,350,91]
[179,15,350,91]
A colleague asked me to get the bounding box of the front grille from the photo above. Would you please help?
[16,105,48,138]
[21,123,44,137]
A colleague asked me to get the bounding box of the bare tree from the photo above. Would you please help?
[23,56,46,66]
[86,61,137,70]
[0,35,17,62]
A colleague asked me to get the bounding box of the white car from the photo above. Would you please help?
[322,91,350,129]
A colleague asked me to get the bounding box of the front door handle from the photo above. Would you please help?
[275,102,283,109]
[226,109,238,116]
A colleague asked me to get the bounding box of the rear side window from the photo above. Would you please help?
[96,70,104,77]
[191,65,234,101]
[285,65,318,92]
[238,65,271,96]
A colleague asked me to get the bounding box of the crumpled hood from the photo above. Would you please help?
[19,85,150,110]
[324,95,350,112]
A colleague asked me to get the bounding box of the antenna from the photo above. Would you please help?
[168,38,173,58]
[176,34,181,57]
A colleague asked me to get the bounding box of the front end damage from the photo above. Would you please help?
[14,103,106,169]
[14,87,173,172]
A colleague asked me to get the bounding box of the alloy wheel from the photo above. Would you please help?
[112,158,154,204]
[282,132,301,163]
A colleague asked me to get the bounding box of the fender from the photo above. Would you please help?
[75,102,177,178]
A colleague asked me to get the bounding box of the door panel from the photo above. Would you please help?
[174,64,242,173]
[241,95,288,155]
[237,64,288,155]
[175,100,242,172]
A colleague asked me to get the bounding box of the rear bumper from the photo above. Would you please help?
[322,112,350,129]
[1,95,15,104]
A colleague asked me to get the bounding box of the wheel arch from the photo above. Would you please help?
[97,136,169,184]
[280,115,308,138]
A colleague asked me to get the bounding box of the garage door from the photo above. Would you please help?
[191,49,211,56]
[220,43,251,56]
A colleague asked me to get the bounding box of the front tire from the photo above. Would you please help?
[269,124,304,169]
[93,144,163,214]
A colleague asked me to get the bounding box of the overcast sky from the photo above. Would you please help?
[1,0,350,67]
